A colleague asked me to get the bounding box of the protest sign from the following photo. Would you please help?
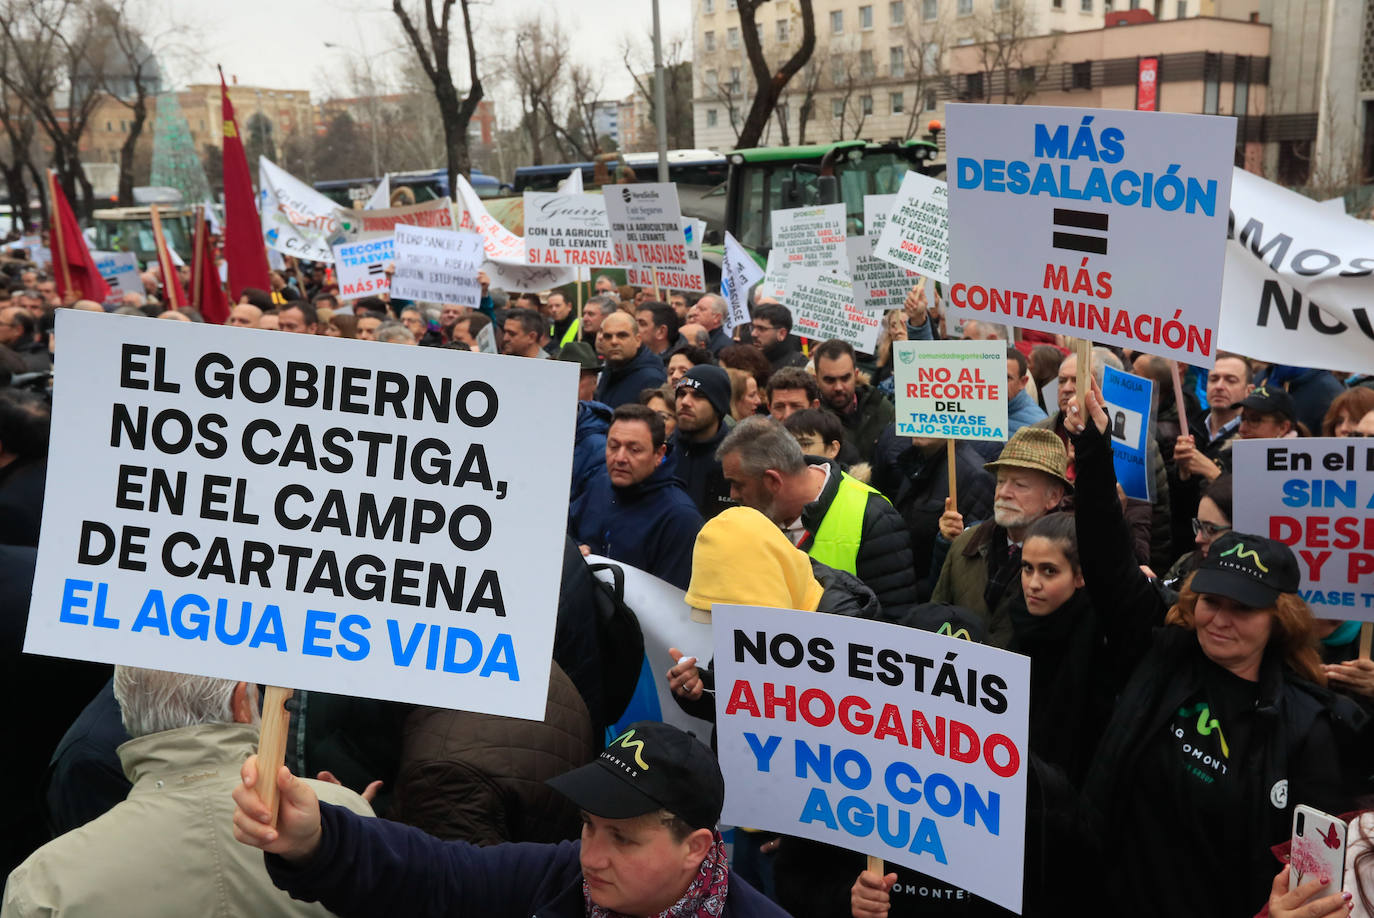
[848,235,919,313]
[874,171,950,285]
[25,310,577,718]
[93,251,142,297]
[786,267,881,353]
[1219,168,1374,375]
[391,225,484,307]
[759,249,789,302]
[714,604,1030,913]
[332,236,394,300]
[602,183,694,292]
[482,258,576,292]
[337,198,456,239]
[1231,438,1374,619]
[455,175,525,263]
[893,339,1007,440]
[523,191,617,269]
[1100,366,1155,501]
[865,194,898,236]
[678,218,708,294]
[721,232,764,333]
[259,158,342,262]
[945,104,1236,364]
[770,203,847,271]
[588,556,715,740]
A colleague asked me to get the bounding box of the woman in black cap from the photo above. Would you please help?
[1063,379,1365,918]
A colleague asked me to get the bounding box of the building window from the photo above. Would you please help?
[704,0,714,10]
[861,95,874,115]
[995,0,1008,8]
[707,108,719,127]
[831,10,844,32]
[1202,52,1220,113]
[705,68,719,89]
[1053,0,1063,7]
[923,41,941,73]
[1233,56,1250,116]
[1071,60,1092,89]
[831,55,846,84]
[923,0,937,19]
[891,1,904,25]
[704,30,715,51]
[860,49,876,79]
[1080,0,1091,11]
[957,0,972,15]
[727,26,740,48]
[726,0,736,8]
[964,72,983,98]
[833,98,845,118]
[777,19,789,41]
[1176,0,1186,15]
[890,91,904,114]
[925,88,938,110]
[729,66,742,94]
[860,4,874,28]
[890,46,905,77]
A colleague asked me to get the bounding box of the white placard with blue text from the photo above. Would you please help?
[893,339,1007,442]
[1231,438,1374,620]
[26,310,577,719]
[714,604,1030,913]
[1101,366,1155,502]
[945,104,1235,365]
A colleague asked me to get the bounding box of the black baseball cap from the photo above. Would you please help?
[547,721,724,830]
[1230,385,1296,423]
[1190,531,1301,608]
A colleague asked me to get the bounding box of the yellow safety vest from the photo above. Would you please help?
[807,473,879,575]
[558,317,581,348]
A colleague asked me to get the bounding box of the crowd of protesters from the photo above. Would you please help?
[3,233,1374,918]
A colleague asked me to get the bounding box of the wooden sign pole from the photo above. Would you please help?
[255,685,294,825]
[150,204,180,310]
[1360,624,1372,661]
[1074,337,1092,418]
[867,854,885,876]
[946,440,959,510]
[190,205,206,309]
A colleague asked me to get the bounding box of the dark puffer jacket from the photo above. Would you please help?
[796,458,917,617]
[593,344,667,409]
[389,663,596,846]
[668,422,737,520]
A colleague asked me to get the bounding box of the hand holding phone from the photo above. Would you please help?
[1289,804,1348,899]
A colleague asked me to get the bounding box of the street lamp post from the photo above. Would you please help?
[651,0,670,182]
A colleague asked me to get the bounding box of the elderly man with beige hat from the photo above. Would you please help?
[930,426,1071,648]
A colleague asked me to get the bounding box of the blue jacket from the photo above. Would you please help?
[266,803,787,918]
[594,345,667,409]
[571,460,702,590]
[570,401,612,520]
[1007,389,1048,434]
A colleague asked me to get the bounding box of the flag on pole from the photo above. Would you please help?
[46,171,110,302]
[366,174,391,210]
[150,203,188,309]
[219,70,271,299]
[192,206,230,324]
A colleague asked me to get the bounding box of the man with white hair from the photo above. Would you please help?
[686,293,731,355]
[2,667,372,916]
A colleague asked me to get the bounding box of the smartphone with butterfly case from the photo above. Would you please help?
[1289,804,1348,898]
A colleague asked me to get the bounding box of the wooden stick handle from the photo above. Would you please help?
[946,439,959,509]
[867,854,885,875]
[1074,337,1092,418]
[256,685,294,826]
[1360,623,1372,661]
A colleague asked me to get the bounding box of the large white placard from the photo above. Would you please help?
[332,236,394,300]
[603,182,693,292]
[785,267,881,353]
[1231,438,1374,620]
[893,339,1008,441]
[864,194,898,236]
[523,191,617,269]
[259,157,342,263]
[391,225,485,307]
[873,171,950,285]
[714,604,1030,913]
[847,235,919,313]
[1219,168,1374,374]
[27,311,576,718]
[770,203,847,271]
[945,104,1236,365]
[93,251,142,297]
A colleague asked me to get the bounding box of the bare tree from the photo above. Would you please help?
[89,1,163,206]
[0,31,42,227]
[784,53,824,145]
[732,0,816,148]
[622,33,694,152]
[964,0,1058,105]
[392,0,484,193]
[0,0,107,216]
[900,17,949,140]
[510,16,562,166]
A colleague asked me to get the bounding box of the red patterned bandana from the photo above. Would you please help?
[584,833,729,918]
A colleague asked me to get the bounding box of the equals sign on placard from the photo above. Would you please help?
[1052,208,1109,255]
[367,263,385,276]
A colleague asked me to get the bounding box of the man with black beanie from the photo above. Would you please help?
[671,365,737,520]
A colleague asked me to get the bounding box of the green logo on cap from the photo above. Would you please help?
[608,729,650,769]
[1219,542,1269,573]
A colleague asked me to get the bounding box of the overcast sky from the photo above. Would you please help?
[176,0,693,117]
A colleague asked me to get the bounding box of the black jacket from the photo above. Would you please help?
[872,432,995,597]
[828,384,894,466]
[571,459,703,590]
[705,326,732,356]
[763,338,808,373]
[797,458,917,617]
[593,344,667,409]
[668,423,736,520]
[1073,419,1366,918]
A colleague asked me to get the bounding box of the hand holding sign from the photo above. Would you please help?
[231,754,323,863]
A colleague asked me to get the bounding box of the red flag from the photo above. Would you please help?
[219,73,271,299]
[150,203,189,309]
[47,171,110,302]
[192,208,229,324]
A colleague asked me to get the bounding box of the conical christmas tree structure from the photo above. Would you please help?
[150,91,212,203]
